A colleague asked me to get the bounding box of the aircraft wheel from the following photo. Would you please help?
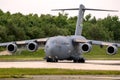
[54,56,58,62]
[46,57,53,62]
[78,58,85,63]
[55,59,58,62]
[73,58,85,63]
[52,57,58,62]
[73,59,78,63]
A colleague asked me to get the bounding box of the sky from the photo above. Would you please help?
[0,0,120,19]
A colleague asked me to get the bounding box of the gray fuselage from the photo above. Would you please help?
[45,35,86,60]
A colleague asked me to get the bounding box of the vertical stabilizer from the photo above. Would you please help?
[75,4,85,35]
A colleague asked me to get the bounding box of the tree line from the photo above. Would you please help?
[0,9,120,42]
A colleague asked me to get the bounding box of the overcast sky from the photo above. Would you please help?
[0,0,120,18]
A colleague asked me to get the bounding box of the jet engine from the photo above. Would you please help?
[7,43,17,53]
[26,42,38,52]
[81,43,92,53]
[106,45,118,55]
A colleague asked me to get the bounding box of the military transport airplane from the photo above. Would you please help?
[0,4,119,63]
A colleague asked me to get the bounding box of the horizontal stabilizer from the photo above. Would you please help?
[85,8,118,12]
[52,8,79,11]
[52,8,118,12]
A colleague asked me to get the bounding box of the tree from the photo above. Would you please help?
[26,26,45,39]
[87,24,113,40]
[0,25,8,42]
[84,14,91,22]
[0,9,119,42]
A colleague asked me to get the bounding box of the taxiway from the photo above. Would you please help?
[0,60,120,70]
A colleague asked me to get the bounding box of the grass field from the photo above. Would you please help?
[84,45,120,60]
[0,68,120,78]
[0,49,45,61]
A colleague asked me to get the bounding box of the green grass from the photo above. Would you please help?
[84,45,120,60]
[0,47,5,51]
[0,68,120,78]
[0,49,45,61]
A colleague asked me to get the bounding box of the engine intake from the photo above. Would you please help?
[81,43,92,53]
[7,43,17,53]
[26,42,38,52]
[106,45,118,55]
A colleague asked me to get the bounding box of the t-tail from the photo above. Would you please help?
[52,4,118,36]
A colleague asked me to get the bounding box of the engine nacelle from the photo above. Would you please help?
[81,43,92,53]
[106,45,118,55]
[26,42,38,52]
[7,43,17,53]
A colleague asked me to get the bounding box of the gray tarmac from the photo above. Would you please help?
[0,60,120,70]
[0,75,120,80]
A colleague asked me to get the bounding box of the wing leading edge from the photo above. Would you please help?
[73,38,120,47]
[0,38,48,46]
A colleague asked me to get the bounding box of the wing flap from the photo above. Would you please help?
[36,38,48,42]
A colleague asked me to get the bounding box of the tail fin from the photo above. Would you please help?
[52,4,118,36]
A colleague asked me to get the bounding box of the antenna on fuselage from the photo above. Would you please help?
[52,4,118,36]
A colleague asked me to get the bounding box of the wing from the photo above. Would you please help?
[73,38,120,55]
[73,38,120,46]
[0,38,48,53]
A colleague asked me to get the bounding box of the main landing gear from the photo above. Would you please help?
[46,56,58,62]
[73,57,85,63]
[46,56,85,63]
